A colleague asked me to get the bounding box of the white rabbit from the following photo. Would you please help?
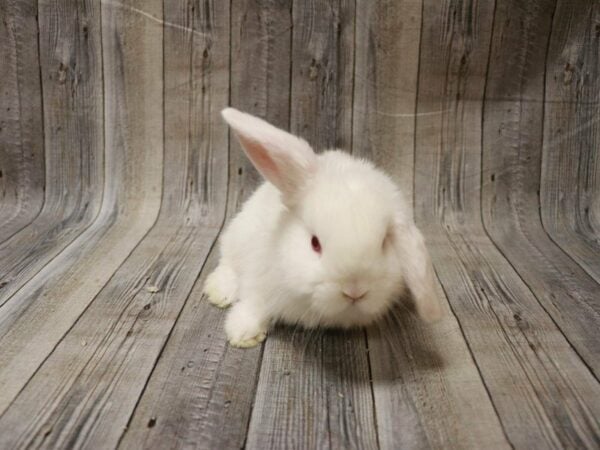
[203,108,442,348]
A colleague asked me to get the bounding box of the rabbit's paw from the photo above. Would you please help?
[225,302,268,348]
[228,330,267,348]
[203,264,237,308]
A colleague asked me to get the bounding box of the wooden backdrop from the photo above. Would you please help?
[0,0,599,448]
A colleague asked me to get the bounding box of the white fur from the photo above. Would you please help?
[204,108,442,348]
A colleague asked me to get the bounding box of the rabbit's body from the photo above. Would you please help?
[204,109,442,348]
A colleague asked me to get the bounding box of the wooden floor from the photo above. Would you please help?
[1,0,599,448]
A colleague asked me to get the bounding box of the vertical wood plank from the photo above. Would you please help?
[0,1,45,243]
[0,0,167,445]
[415,0,600,447]
[249,329,378,450]
[354,1,509,448]
[290,0,355,151]
[482,0,600,377]
[0,0,169,417]
[229,0,293,208]
[118,0,261,447]
[0,0,104,307]
[120,2,290,448]
[541,1,600,282]
[352,0,421,200]
[245,2,379,449]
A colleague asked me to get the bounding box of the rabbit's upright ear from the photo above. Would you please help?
[394,220,443,323]
[222,108,317,199]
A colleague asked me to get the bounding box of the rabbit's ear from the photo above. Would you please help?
[393,220,443,322]
[222,108,316,199]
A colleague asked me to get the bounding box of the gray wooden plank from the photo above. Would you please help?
[228,0,294,209]
[119,249,260,450]
[425,232,600,449]
[290,0,355,151]
[244,3,380,449]
[369,302,510,450]
[122,1,291,447]
[415,0,600,447]
[353,2,509,448]
[0,0,163,426]
[0,0,232,446]
[249,328,378,450]
[482,0,600,378]
[247,2,377,448]
[0,223,222,449]
[0,0,167,417]
[0,0,104,308]
[352,0,421,199]
[540,1,600,283]
[0,0,45,243]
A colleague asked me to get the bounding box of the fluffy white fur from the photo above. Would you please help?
[204,108,442,348]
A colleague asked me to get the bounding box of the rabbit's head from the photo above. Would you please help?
[222,108,442,327]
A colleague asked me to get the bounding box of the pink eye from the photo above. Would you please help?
[311,235,322,253]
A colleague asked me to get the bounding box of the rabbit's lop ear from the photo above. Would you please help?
[394,220,443,323]
[222,108,317,199]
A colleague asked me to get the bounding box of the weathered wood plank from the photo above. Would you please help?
[0,1,45,243]
[541,1,600,282]
[290,0,355,151]
[245,3,378,449]
[482,0,600,378]
[119,250,260,450]
[352,0,421,199]
[0,0,232,447]
[0,0,104,308]
[0,0,168,443]
[249,328,378,450]
[228,0,294,208]
[122,1,291,447]
[369,303,510,449]
[427,233,600,449]
[0,0,168,415]
[120,2,276,448]
[416,0,600,447]
[353,2,509,448]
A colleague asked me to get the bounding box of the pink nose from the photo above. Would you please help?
[342,286,368,303]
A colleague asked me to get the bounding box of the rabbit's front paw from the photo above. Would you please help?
[228,330,267,348]
[225,302,268,348]
[203,264,237,308]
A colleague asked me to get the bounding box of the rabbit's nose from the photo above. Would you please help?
[342,284,368,303]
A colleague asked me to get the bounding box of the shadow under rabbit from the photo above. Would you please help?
[263,300,446,385]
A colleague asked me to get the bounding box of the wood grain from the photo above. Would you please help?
[290,0,355,151]
[121,2,291,447]
[0,0,104,309]
[416,0,600,448]
[541,1,600,282]
[0,3,229,448]
[0,0,166,442]
[369,303,510,449]
[482,0,600,378]
[0,1,44,243]
[248,328,378,450]
[244,3,378,449]
[353,2,509,448]
[0,0,167,416]
[228,0,293,208]
[0,0,599,448]
[352,0,421,199]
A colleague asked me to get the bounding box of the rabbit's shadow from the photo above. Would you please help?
[268,301,446,386]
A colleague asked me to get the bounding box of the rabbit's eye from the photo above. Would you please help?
[311,235,322,254]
